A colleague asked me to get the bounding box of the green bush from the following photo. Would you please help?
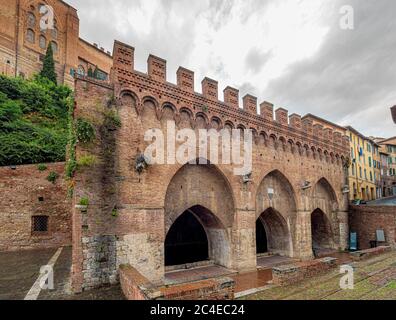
[37,164,48,171]
[0,100,22,122]
[77,154,97,168]
[111,208,119,217]
[0,74,72,166]
[79,197,89,206]
[47,171,59,184]
[76,118,95,144]
[105,110,122,128]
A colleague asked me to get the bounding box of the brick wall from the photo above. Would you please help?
[272,257,338,286]
[0,163,71,251]
[70,40,351,292]
[349,205,396,250]
[119,265,235,300]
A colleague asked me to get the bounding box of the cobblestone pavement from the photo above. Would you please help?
[242,251,396,300]
[0,247,124,300]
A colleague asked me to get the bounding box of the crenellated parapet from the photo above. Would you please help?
[110,40,349,159]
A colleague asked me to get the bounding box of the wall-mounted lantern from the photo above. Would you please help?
[342,185,350,194]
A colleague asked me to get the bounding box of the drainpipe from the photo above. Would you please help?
[14,0,21,77]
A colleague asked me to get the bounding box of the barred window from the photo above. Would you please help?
[32,216,49,233]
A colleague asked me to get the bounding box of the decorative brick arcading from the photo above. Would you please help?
[111,40,349,158]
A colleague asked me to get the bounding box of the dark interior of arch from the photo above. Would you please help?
[258,208,290,256]
[165,210,209,266]
[256,219,268,254]
[311,209,333,255]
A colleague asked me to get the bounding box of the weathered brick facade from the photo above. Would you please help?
[0,0,112,86]
[70,40,351,293]
[349,205,396,250]
[0,162,71,251]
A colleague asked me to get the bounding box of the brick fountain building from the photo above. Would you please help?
[69,40,351,294]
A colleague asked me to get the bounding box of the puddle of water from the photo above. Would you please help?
[233,269,273,293]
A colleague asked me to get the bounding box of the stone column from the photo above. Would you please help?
[293,210,314,260]
[231,208,256,272]
[337,210,349,251]
[120,208,165,285]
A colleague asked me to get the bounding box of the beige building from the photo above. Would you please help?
[0,0,112,86]
[376,137,396,197]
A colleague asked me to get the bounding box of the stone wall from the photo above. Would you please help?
[0,162,71,251]
[349,205,396,250]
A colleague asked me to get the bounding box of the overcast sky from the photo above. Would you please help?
[67,0,396,137]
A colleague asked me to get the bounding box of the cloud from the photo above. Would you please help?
[67,0,396,137]
[245,48,273,74]
[264,0,396,137]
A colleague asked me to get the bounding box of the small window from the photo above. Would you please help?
[51,41,58,53]
[26,29,35,43]
[39,35,46,49]
[51,27,58,39]
[38,197,44,202]
[27,12,36,27]
[77,65,85,76]
[32,216,49,233]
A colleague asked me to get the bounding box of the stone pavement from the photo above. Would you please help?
[0,247,124,300]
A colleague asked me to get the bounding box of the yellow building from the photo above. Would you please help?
[346,126,378,202]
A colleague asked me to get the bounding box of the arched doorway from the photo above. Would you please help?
[257,208,291,256]
[256,219,268,254]
[311,178,338,256]
[165,210,208,266]
[256,170,296,258]
[311,209,333,256]
[164,163,234,268]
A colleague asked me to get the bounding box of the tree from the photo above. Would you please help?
[40,44,57,84]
